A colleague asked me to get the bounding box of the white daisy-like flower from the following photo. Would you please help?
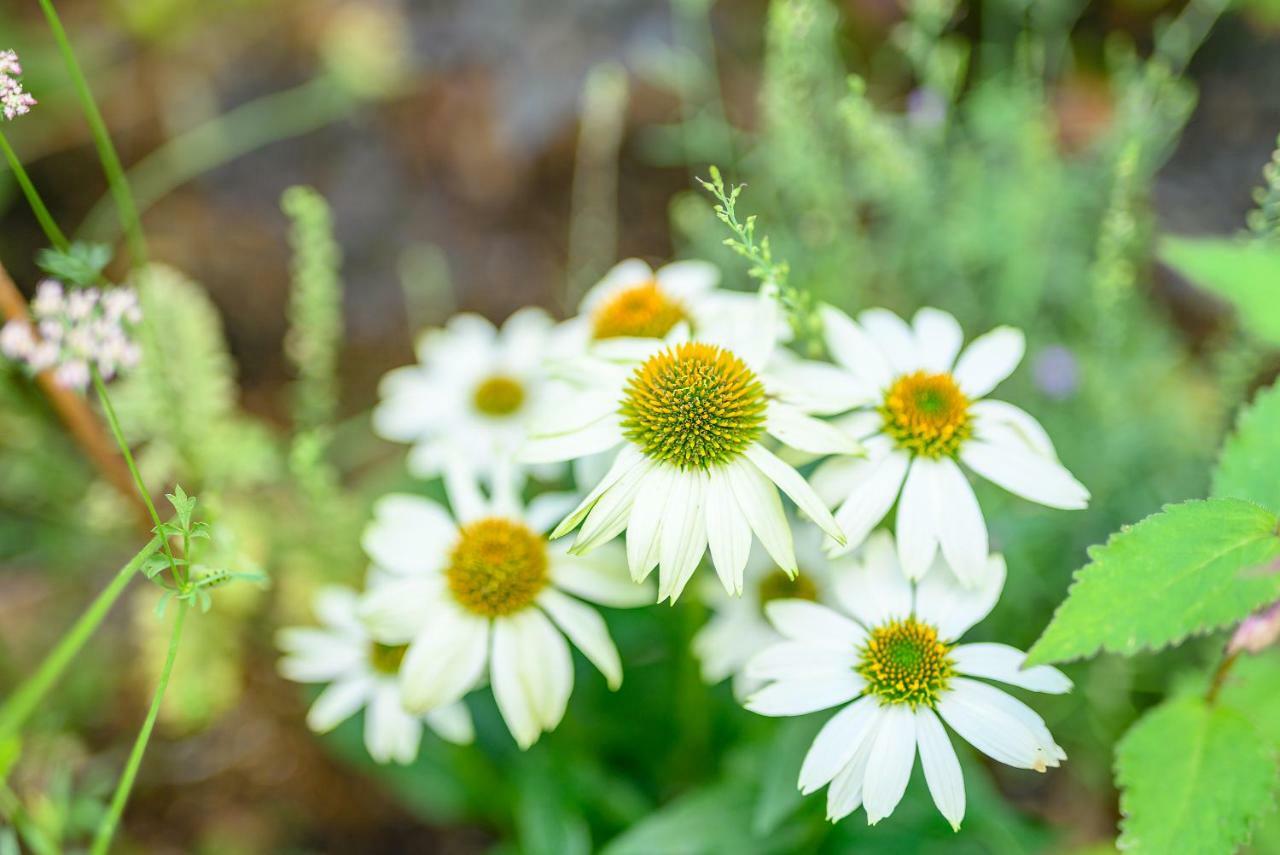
[276,586,474,764]
[813,305,1090,585]
[373,307,563,483]
[522,295,864,603]
[744,531,1071,830]
[358,465,654,749]
[692,522,841,700]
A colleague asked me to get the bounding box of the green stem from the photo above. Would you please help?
[0,130,70,251]
[89,600,188,855]
[35,0,148,266]
[0,535,162,742]
[78,78,352,245]
[91,369,180,581]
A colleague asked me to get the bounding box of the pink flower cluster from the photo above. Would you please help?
[1,50,36,121]
[1,280,143,390]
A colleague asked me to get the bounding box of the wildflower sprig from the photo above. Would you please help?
[697,166,823,353]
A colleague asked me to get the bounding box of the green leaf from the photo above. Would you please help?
[1216,652,1280,748]
[1160,237,1280,345]
[1116,696,1278,855]
[1213,381,1280,514]
[34,242,112,287]
[1026,499,1280,666]
[515,757,591,855]
[601,782,797,855]
[754,716,823,835]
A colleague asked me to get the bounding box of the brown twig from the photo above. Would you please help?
[1204,650,1240,705]
[0,259,152,530]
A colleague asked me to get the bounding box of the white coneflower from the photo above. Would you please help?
[0,280,142,390]
[0,50,36,120]
[373,308,566,484]
[522,295,863,603]
[358,464,653,749]
[813,306,1089,585]
[692,522,843,699]
[745,531,1070,830]
[277,586,474,764]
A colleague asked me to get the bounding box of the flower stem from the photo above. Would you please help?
[35,0,148,266]
[89,599,188,855]
[1205,650,1240,705]
[90,368,181,581]
[0,130,70,251]
[0,535,162,743]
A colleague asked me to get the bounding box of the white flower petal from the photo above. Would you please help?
[745,673,865,716]
[821,305,893,390]
[580,258,654,311]
[744,641,858,682]
[951,643,1073,694]
[931,458,989,587]
[625,467,672,582]
[399,608,490,713]
[799,695,881,794]
[359,580,443,643]
[443,459,489,523]
[895,457,940,580]
[550,545,654,607]
[961,438,1089,510]
[858,308,920,373]
[525,492,584,535]
[491,610,573,748]
[744,444,844,545]
[915,707,965,831]
[490,616,539,749]
[912,308,964,373]
[306,677,372,733]
[837,530,913,627]
[658,470,708,602]
[312,586,365,634]
[539,588,624,689]
[366,682,423,765]
[766,358,875,415]
[952,326,1024,398]
[424,701,476,745]
[551,445,646,540]
[914,554,1006,641]
[725,458,796,573]
[655,259,719,300]
[763,600,867,649]
[937,678,1064,772]
[372,367,437,441]
[362,494,457,577]
[827,448,910,555]
[861,704,917,825]
[573,454,652,553]
[277,629,364,682]
[766,402,863,456]
[970,399,1056,458]
[705,467,752,595]
[826,709,883,822]
[520,416,622,464]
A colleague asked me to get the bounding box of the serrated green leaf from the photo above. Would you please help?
[1116,696,1278,855]
[1160,237,1280,345]
[1026,499,1280,666]
[1216,652,1280,747]
[1213,381,1280,514]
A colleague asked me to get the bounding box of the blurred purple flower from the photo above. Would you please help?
[1032,345,1079,400]
[906,87,947,130]
[1228,600,1280,656]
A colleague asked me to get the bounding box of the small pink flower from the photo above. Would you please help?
[1,49,36,121]
[1229,601,1280,656]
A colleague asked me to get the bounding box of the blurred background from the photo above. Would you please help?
[2,0,1280,852]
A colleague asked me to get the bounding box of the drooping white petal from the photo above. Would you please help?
[625,466,671,582]
[861,704,917,825]
[763,600,867,649]
[657,470,708,602]
[799,695,881,794]
[766,358,875,415]
[912,308,964,373]
[306,677,372,733]
[538,588,624,689]
[951,643,1073,694]
[895,457,940,580]
[550,545,654,607]
[821,304,893,391]
[424,701,475,745]
[312,586,366,634]
[705,467,752,595]
[745,641,859,682]
[960,438,1089,510]
[836,530,913,627]
[276,629,364,682]
[525,609,575,731]
[915,707,965,830]
[745,673,865,716]
[952,326,1024,398]
[826,708,885,821]
[551,445,646,540]
[362,495,457,577]
[825,445,911,554]
[913,553,1005,641]
[359,579,445,644]
[766,402,864,456]
[520,416,622,464]
[937,678,1064,771]
[366,682,423,765]
[858,308,920,373]
[573,454,653,553]
[725,458,796,573]
[399,607,490,713]
[744,444,844,545]
[931,458,989,587]
[969,399,1056,458]
[490,616,539,749]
